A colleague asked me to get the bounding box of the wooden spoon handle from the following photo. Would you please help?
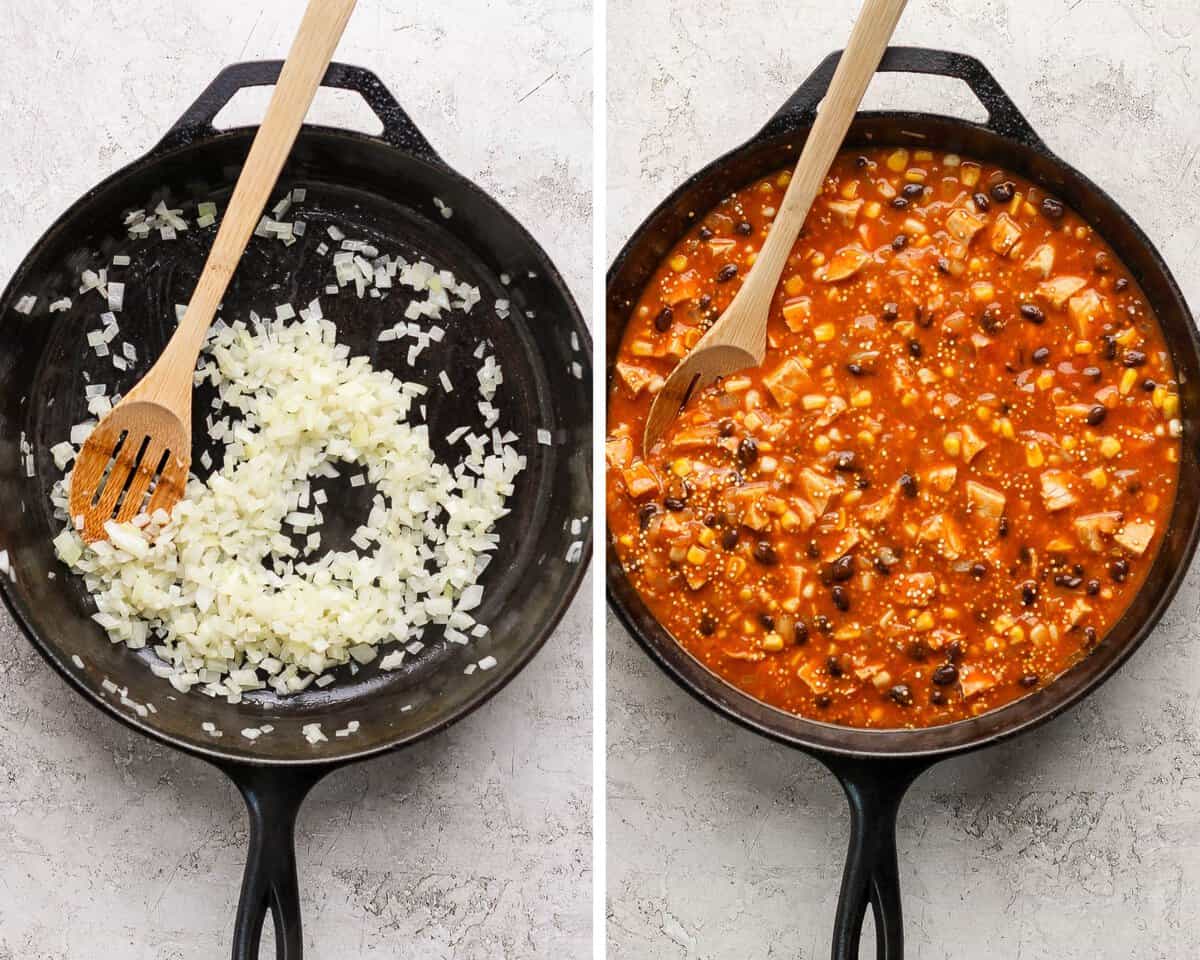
[137,0,358,409]
[722,0,909,355]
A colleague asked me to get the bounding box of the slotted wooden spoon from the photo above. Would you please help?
[69,0,357,542]
[642,0,908,455]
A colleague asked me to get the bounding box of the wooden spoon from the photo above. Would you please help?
[642,0,908,455]
[69,0,357,542]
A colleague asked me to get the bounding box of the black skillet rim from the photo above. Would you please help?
[0,117,593,769]
[606,100,1200,761]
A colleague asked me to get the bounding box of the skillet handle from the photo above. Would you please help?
[218,762,331,960]
[818,755,932,960]
[760,46,1047,151]
[155,60,443,165]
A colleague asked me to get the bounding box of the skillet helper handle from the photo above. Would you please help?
[820,755,931,960]
[760,46,1047,151]
[222,764,330,960]
[155,60,443,165]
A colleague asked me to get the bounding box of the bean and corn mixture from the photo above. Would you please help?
[607,147,1181,729]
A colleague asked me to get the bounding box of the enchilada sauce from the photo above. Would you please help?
[607,147,1180,728]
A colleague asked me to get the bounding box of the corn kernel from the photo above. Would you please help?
[1030,623,1050,646]
[904,168,927,183]
[1026,442,1044,468]
[901,390,919,408]
[810,251,826,267]
[1163,394,1180,419]
[864,201,882,219]
[913,149,934,163]
[943,153,961,167]
[686,545,708,565]
[1074,340,1093,355]
[813,435,832,455]
[886,148,910,172]
[1145,493,1160,511]
[776,171,792,188]
[857,430,875,446]
[762,632,784,652]
[802,394,828,411]
[971,282,995,301]
[843,489,863,506]
[997,418,1015,440]
[813,322,836,343]
[669,254,688,272]
[840,179,859,200]
[1084,467,1107,489]
[1168,447,1179,463]
[746,251,757,267]
[727,557,746,578]
[851,389,873,408]
[1152,385,1166,409]
[1099,436,1122,459]
[1036,371,1054,391]
[1119,368,1138,395]
[784,275,805,296]
[976,405,993,421]
[959,162,981,187]
[943,432,962,457]
[1008,625,1025,644]
[942,364,956,379]
[1062,435,1076,451]
[671,458,692,477]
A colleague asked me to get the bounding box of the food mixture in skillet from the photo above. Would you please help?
[608,147,1181,728]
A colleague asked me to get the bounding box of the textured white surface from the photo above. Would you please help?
[0,2,591,958]
[607,1,1200,958]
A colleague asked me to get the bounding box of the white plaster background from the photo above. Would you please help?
[0,2,592,958]
[607,1,1200,957]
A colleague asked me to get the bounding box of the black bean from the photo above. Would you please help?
[735,220,752,236]
[717,263,738,283]
[936,256,951,274]
[753,541,778,565]
[834,451,858,472]
[737,437,759,466]
[970,562,988,580]
[1093,251,1111,274]
[831,585,850,611]
[794,621,809,645]
[892,234,909,251]
[998,515,1009,538]
[698,226,714,241]
[979,305,1004,335]
[704,514,720,528]
[1115,277,1129,292]
[1142,378,1157,392]
[930,689,947,705]
[759,613,775,630]
[1109,558,1129,582]
[891,196,909,209]
[899,473,918,498]
[816,693,833,708]
[855,155,870,168]
[1040,197,1064,220]
[1122,350,1147,368]
[889,684,913,706]
[721,529,739,550]
[948,640,964,664]
[1086,578,1101,596]
[872,554,893,576]
[698,294,712,309]
[826,656,844,678]
[831,554,855,582]
[637,503,659,530]
[907,640,930,661]
[908,339,922,359]
[718,418,735,437]
[653,306,673,332]
[1054,574,1083,589]
[847,362,864,376]
[882,301,899,322]
[1086,405,1107,426]
[1032,347,1051,365]
[855,476,870,490]
[1020,303,1045,324]
[902,182,925,199]
[1083,365,1102,381]
[1021,581,1039,606]
[699,616,716,635]
[806,541,821,560]
[1019,673,1040,688]
[933,663,959,686]
[1084,626,1098,645]
[973,192,990,211]
[815,615,833,634]
[1103,336,1118,360]
[990,180,1015,203]
[664,497,686,512]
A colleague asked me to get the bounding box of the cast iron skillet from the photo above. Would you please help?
[0,62,591,959]
[607,47,1200,959]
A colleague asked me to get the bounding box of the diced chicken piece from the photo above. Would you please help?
[1022,243,1055,278]
[965,480,1006,518]
[1115,520,1156,556]
[925,464,958,493]
[1040,471,1077,512]
[960,666,996,699]
[823,529,861,562]
[989,213,1023,256]
[685,568,708,590]
[1055,403,1094,421]
[893,572,937,607]
[724,481,771,513]
[782,297,811,332]
[621,462,659,500]
[796,658,829,693]
[616,361,657,396]
[784,497,819,532]
[815,394,848,428]
[827,198,864,227]
[818,245,871,283]
[763,356,816,407]
[799,468,839,515]
[854,663,884,682]
[945,207,986,243]
[859,488,898,525]
[1036,275,1087,309]
[606,436,633,469]
[670,425,721,451]
[1067,288,1106,339]
[960,424,988,463]
[1068,598,1093,626]
[917,512,965,559]
[1073,511,1122,552]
